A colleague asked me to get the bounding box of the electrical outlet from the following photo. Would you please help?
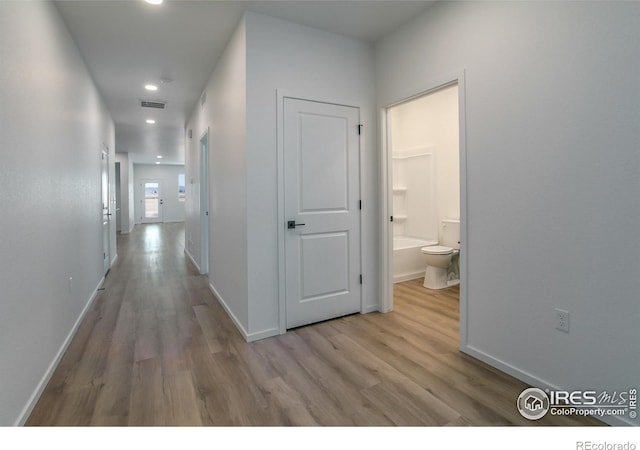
[555,308,569,332]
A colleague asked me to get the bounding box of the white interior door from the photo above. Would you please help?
[101,149,110,274]
[141,181,163,223]
[284,98,361,329]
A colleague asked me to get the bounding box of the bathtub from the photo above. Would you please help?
[393,236,438,283]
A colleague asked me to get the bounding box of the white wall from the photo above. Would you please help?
[390,84,460,242]
[0,2,115,426]
[133,164,186,224]
[376,1,640,426]
[186,17,249,331]
[184,12,377,340]
[245,12,377,337]
[115,153,134,233]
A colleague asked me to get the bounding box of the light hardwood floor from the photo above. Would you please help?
[26,223,603,426]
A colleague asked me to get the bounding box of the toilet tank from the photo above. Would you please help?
[441,219,460,249]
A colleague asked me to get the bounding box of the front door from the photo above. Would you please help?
[284,98,361,329]
[142,181,163,223]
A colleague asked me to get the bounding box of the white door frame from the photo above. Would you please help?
[199,129,210,275]
[379,71,469,350]
[276,90,364,335]
[101,146,111,275]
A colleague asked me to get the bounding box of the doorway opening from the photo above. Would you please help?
[380,74,467,349]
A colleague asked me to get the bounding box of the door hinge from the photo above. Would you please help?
[359,274,363,284]
[359,200,362,210]
[358,124,363,135]
[390,216,394,222]
[103,252,106,259]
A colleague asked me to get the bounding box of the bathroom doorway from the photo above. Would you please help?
[380,74,468,348]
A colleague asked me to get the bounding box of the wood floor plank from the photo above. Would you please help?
[297,326,380,390]
[193,304,224,354]
[276,330,377,418]
[252,337,354,425]
[26,223,605,427]
[128,358,164,426]
[262,377,318,426]
[89,363,133,426]
[327,330,512,426]
[162,370,204,426]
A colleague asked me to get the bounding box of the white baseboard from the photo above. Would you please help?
[207,283,280,343]
[110,253,118,267]
[184,247,200,273]
[361,304,380,314]
[120,223,135,234]
[393,271,424,283]
[246,327,279,342]
[462,344,635,427]
[208,283,249,341]
[15,276,105,426]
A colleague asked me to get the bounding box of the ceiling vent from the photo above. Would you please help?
[140,100,166,109]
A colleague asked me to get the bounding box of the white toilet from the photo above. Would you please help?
[421,219,460,289]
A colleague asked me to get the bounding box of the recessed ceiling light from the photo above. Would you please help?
[156,155,163,159]
[146,119,156,124]
[145,84,158,91]
[155,162,161,164]
[145,0,163,5]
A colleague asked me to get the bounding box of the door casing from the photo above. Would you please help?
[379,71,469,350]
[101,147,110,275]
[200,129,210,275]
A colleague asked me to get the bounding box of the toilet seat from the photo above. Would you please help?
[421,245,453,255]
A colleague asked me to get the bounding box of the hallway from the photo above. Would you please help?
[26,224,602,426]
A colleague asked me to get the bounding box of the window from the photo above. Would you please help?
[178,173,186,202]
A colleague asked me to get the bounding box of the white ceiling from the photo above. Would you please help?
[55,0,435,165]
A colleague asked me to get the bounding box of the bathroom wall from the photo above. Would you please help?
[376,1,640,426]
[133,164,186,224]
[389,84,460,243]
[0,1,115,425]
[391,151,437,241]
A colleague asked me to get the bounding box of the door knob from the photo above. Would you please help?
[287,220,306,229]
